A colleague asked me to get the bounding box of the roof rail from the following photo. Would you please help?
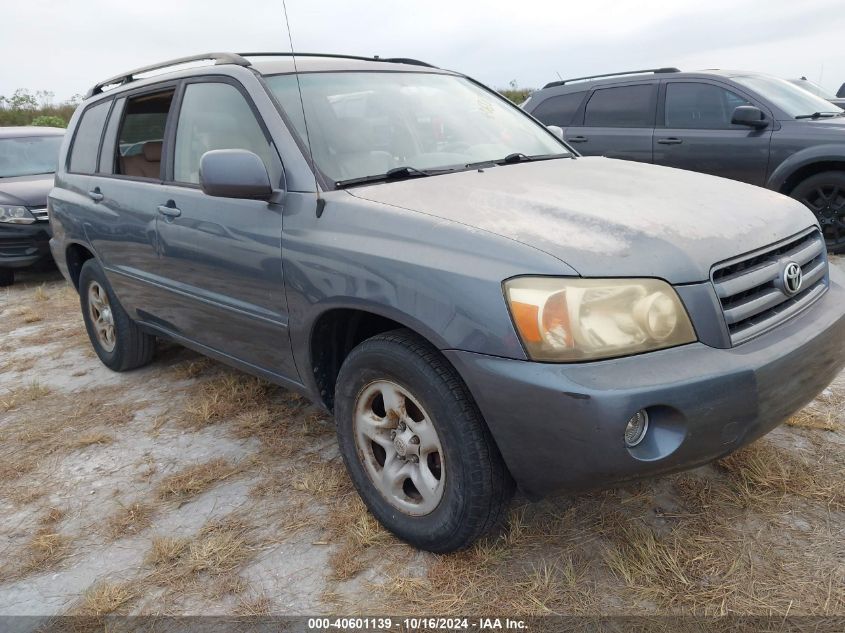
[87,52,250,98]
[238,52,437,68]
[86,52,439,98]
[542,67,680,89]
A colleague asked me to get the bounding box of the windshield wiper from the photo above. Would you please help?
[795,112,840,119]
[465,152,570,170]
[335,165,452,188]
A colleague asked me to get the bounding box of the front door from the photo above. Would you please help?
[154,79,296,380]
[654,81,773,185]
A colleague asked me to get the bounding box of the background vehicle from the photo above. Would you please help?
[49,53,845,552]
[0,126,64,285]
[787,77,845,108]
[523,68,845,253]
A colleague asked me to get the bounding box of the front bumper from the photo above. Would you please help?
[0,221,53,270]
[445,267,845,498]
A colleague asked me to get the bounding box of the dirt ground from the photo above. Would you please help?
[0,260,843,619]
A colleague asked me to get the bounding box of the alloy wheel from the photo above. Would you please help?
[87,281,116,352]
[353,380,445,516]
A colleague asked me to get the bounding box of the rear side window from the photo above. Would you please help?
[68,101,110,174]
[530,92,586,126]
[584,84,655,128]
[173,82,273,185]
[115,90,175,180]
[664,82,752,129]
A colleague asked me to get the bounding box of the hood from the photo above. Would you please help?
[0,174,54,207]
[348,157,816,284]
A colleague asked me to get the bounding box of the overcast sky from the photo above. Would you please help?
[4,0,845,102]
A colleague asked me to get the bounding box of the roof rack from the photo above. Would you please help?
[239,52,437,68]
[86,52,250,97]
[542,67,680,90]
[87,52,438,97]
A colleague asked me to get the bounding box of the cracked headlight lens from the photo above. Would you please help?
[504,277,697,362]
[0,205,35,224]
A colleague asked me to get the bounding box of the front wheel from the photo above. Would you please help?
[334,329,514,553]
[791,171,845,253]
[0,268,13,287]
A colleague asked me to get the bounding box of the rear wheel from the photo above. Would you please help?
[0,268,13,287]
[334,329,513,553]
[79,259,155,371]
[791,171,845,253]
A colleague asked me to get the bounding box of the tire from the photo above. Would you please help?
[334,329,514,553]
[78,259,155,371]
[0,268,13,287]
[790,171,845,254]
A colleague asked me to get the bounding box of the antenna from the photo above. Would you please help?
[282,0,325,218]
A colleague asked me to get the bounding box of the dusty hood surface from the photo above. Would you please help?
[348,157,817,283]
[0,174,54,207]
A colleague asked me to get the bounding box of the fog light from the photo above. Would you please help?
[624,410,649,447]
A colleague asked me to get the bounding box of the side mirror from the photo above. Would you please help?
[731,105,768,129]
[547,125,564,140]
[838,83,845,98]
[199,149,273,200]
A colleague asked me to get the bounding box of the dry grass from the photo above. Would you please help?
[75,581,137,616]
[68,432,114,449]
[717,441,843,508]
[156,458,245,502]
[0,385,140,492]
[292,459,349,499]
[179,374,274,427]
[3,527,72,581]
[787,409,839,431]
[105,502,153,539]
[236,593,272,615]
[0,380,50,412]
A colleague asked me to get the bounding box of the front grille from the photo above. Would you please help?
[29,207,49,221]
[712,229,828,345]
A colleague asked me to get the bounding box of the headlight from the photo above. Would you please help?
[504,277,697,361]
[0,205,35,224]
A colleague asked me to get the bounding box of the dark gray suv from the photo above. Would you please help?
[50,53,845,552]
[523,68,845,252]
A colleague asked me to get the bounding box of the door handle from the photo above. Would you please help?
[567,135,588,143]
[88,188,104,202]
[157,202,181,218]
[656,137,683,145]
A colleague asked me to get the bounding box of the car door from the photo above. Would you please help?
[654,80,773,185]
[65,87,176,316]
[153,77,296,379]
[564,82,656,163]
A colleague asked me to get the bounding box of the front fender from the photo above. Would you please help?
[766,144,845,192]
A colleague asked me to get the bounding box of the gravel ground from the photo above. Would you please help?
[0,258,842,619]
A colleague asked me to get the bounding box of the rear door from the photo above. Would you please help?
[154,77,296,379]
[654,80,773,185]
[565,82,657,163]
[82,85,177,315]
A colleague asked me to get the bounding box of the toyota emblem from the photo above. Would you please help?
[783,262,803,296]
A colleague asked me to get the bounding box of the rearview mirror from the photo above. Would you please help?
[838,83,845,98]
[547,125,564,140]
[731,105,768,129]
[199,149,273,200]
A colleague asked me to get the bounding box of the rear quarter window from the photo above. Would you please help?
[529,91,586,126]
[68,100,111,174]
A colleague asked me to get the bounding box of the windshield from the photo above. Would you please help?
[733,75,843,118]
[788,78,837,100]
[266,72,566,185]
[0,135,63,178]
